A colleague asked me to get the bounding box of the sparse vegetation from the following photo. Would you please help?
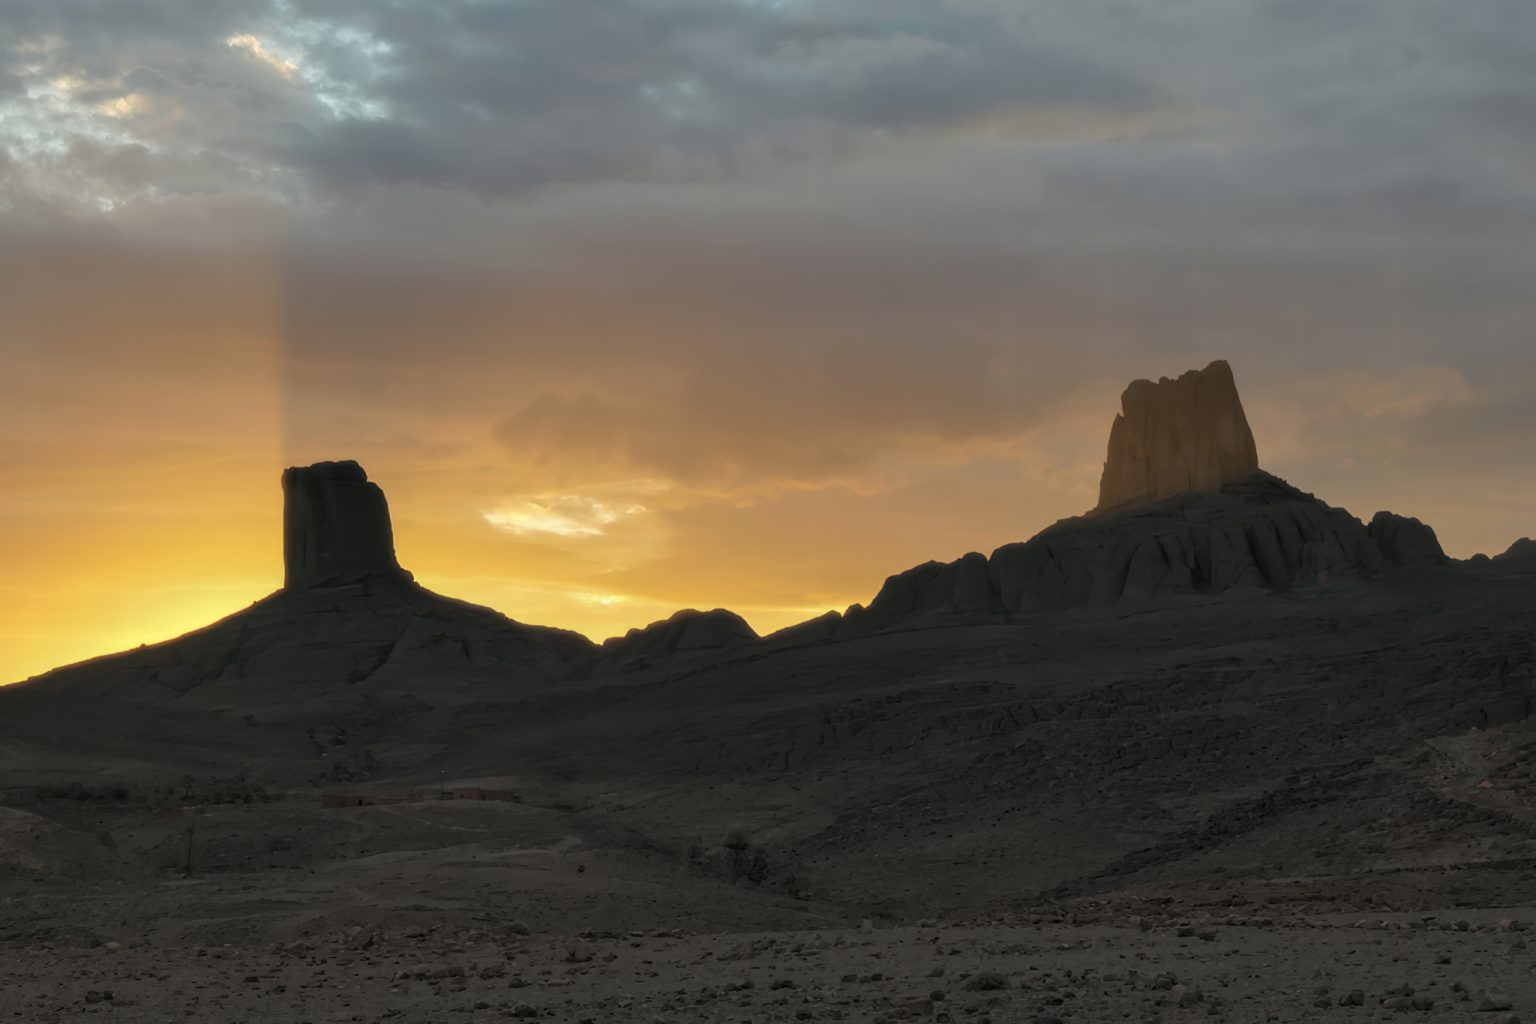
[29,775,279,808]
[35,782,131,803]
[170,777,278,805]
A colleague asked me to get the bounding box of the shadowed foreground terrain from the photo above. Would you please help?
[4,364,1536,1022]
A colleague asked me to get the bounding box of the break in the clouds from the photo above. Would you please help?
[3,0,1536,682]
[0,0,1162,208]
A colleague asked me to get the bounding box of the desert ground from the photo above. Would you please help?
[5,914,1536,1023]
[4,566,1536,1022]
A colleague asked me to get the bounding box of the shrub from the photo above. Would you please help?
[36,781,131,803]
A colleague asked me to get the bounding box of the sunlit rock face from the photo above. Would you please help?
[282,461,409,589]
[1096,360,1261,512]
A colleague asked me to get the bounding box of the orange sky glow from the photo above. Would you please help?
[4,3,1535,683]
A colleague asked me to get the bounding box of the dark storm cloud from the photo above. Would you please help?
[0,0,1166,203]
[3,0,1532,214]
[3,0,1536,555]
[279,0,1159,196]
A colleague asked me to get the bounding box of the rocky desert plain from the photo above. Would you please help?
[5,361,1536,1023]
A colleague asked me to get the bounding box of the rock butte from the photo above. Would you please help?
[1096,359,1260,512]
[282,460,409,589]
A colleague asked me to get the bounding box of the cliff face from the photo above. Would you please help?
[1096,360,1260,512]
[830,472,1383,638]
[282,461,409,589]
[1368,511,1449,567]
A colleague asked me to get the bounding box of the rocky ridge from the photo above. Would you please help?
[9,361,1515,694]
[1368,511,1449,567]
[602,609,759,666]
[827,472,1385,638]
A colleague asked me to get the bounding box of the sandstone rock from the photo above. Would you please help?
[831,471,1385,637]
[763,610,843,647]
[28,460,597,704]
[282,461,408,589]
[1368,512,1448,566]
[813,362,1389,635]
[605,609,758,664]
[861,552,999,624]
[1480,538,1536,575]
[1501,538,1536,560]
[1096,360,1260,512]
[1165,983,1202,1006]
[989,473,1382,613]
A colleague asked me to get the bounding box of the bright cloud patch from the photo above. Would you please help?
[226,34,301,78]
[482,496,647,538]
[97,94,145,120]
[577,593,630,607]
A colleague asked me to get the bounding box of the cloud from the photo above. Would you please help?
[3,0,1536,679]
[225,33,301,79]
[0,0,1168,207]
[486,328,1079,501]
[482,494,650,539]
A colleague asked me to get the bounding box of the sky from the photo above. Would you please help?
[2,0,1535,683]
